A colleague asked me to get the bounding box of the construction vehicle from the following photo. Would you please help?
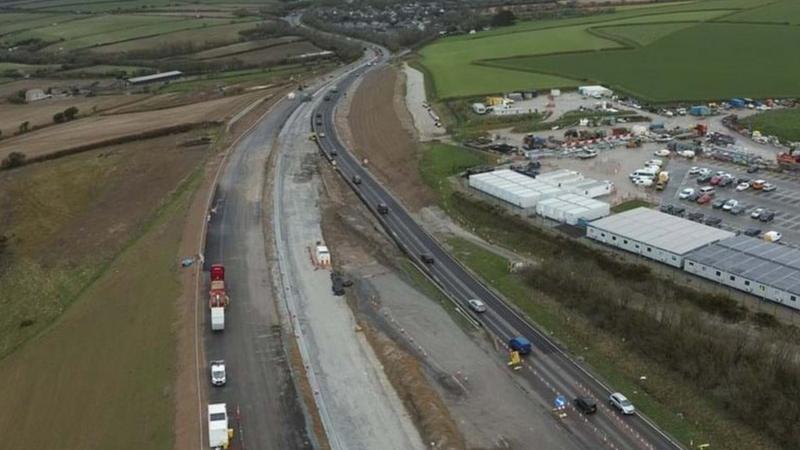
[208,403,231,449]
[656,171,670,191]
[209,264,229,331]
[777,145,800,170]
[626,138,642,148]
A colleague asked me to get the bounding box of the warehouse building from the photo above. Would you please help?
[536,193,609,225]
[468,169,561,209]
[536,169,613,198]
[587,208,734,267]
[127,70,182,85]
[578,85,613,97]
[683,235,800,311]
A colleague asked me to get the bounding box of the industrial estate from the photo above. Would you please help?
[1,1,799,450]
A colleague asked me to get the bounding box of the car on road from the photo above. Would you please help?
[730,205,745,215]
[315,112,322,118]
[323,95,331,101]
[509,336,532,355]
[688,212,704,222]
[764,231,782,242]
[723,199,738,211]
[420,253,435,264]
[574,397,598,415]
[468,299,487,313]
[759,210,775,222]
[211,360,226,386]
[750,207,765,219]
[609,393,636,415]
[679,188,695,199]
[654,149,671,157]
[352,175,362,185]
[697,193,713,204]
[377,202,389,214]
[315,119,323,126]
[736,182,750,191]
[704,217,722,227]
[712,198,727,209]
[762,183,777,192]
[744,228,762,237]
[688,166,702,175]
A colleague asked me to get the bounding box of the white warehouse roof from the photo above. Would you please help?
[588,207,734,255]
[469,169,562,208]
[127,70,182,84]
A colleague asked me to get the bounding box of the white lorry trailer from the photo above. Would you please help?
[211,307,225,331]
[208,403,230,449]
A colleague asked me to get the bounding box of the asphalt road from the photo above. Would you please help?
[312,57,687,450]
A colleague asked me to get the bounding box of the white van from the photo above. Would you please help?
[630,167,659,180]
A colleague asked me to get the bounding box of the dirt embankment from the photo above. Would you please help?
[342,66,435,211]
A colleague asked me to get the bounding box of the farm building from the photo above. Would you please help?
[586,208,734,268]
[535,193,609,225]
[578,85,612,97]
[469,169,561,209]
[683,235,800,311]
[127,70,182,85]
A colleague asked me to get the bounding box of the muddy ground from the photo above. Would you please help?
[341,66,435,211]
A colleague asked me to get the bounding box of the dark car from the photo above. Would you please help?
[730,205,745,215]
[687,191,701,201]
[670,206,686,217]
[323,95,331,101]
[704,217,722,227]
[377,202,389,215]
[759,211,775,222]
[736,177,751,184]
[744,228,762,237]
[688,212,705,222]
[659,204,674,214]
[420,253,435,264]
[719,176,734,187]
[315,112,322,118]
[747,166,760,173]
[352,175,362,185]
[711,198,727,209]
[574,397,598,415]
[316,119,323,126]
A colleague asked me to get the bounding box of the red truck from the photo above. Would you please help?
[209,264,228,331]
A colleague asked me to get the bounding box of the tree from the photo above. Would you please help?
[491,10,517,28]
[63,106,79,121]
[53,112,65,123]
[1,151,26,169]
[18,121,29,134]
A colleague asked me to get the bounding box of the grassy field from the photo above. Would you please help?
[192,36,302,59]
[489,22,800,102]
[59,64,150,76]
[0,62,60,73]
[158,64,315,92]
[725,0,800,24]
[418,0,792,100]
[742,108,800,142]
[206,40,321,65]
[92,20,264,54]
[7,14,184,44]
[419,142,493,201]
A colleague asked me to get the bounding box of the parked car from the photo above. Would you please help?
[719,176,734,187]
[654,149,671,157]
[710,175,723,186]
[730,205,745,215]
[574,397,598,415]
[697,193,713,204]
[751,207,765,219]
[712,198,727,209]
[752,179,766,190]
[688,212,705,222]
[699,186,716,196]
[660,204,674,214]
[679,188,695,199]
[687,191,700,201]
[697,173,712,184]
[671,206,686,216]
[762,183,777,192]
[747,166,760,173]
[688,166,702,175]
[609,393,636,415]
[759,210,775,222]
[723,199,738,211]
[633,177,654,187]
[763,231,782,242]
[736,182,750,191]
[467,299,487,313]
[645,159,663,167]
[704,217,722,226]
[744,228,762,237]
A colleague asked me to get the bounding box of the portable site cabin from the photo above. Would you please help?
[535,169,584,188]
[469,170,562,209]
[690,105,711,116]
[535,193,609,225]
[560,179,613,198]
[578,85,613,97]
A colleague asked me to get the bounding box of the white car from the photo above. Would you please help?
[736,182,750,191]
[679,188,695,199]
[468,299,487,313]
[688,166,701,175]
[698,168,711,176]
[609,392,636,415]
[763,231,782,242]
[633,177,654,187]
[723,199,738,211]
[211,360,226,386]
[678,150,696,158]
[751,207,765,219]
[762,183,777,192]
[653,149,671,157]
[645,159,663,167]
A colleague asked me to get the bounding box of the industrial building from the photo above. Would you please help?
[535,169,583,187]
[586,208,734,267]
[468,169,561,209]
[578,85,613,97]
[683,235,800,311]
[127,70,182,85]
[536,193,609,225]
[536,169,613,198]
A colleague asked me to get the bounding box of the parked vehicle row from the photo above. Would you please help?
[690,167,777,192]
[678,186,777,221]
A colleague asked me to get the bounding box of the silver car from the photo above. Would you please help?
[467,299,487,313]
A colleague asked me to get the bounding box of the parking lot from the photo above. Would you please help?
[659,159,800,244]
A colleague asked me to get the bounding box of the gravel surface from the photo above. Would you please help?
[403,63,447,142]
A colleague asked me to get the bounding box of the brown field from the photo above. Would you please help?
[0,93,149,137]
[0,90,266,161]
[192,35,302,59]
[345,66,434,211]
[0,78,104,98]
[91,21,265,54]
[208,40,320,65]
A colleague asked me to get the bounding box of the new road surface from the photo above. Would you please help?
[311,55,687,450]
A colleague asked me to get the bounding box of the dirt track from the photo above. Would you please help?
[0,91,270,161]
[343,66,434,211]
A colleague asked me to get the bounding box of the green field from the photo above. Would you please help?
[192,35,301,59]
[489,23,800,102]
[158,64,318,92]
[91,20,262,53]
[7,14,184,44]
[0,62,60,73]
[742,108,800,142]
[725,0,800,24]
[418,0,795,101]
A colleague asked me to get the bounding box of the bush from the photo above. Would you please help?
[1,152,26,169]
[53,112,65,123]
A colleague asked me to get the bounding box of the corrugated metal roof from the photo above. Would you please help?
[128,70,182,83]
[588,207,734,255]
[685,235,800,295]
